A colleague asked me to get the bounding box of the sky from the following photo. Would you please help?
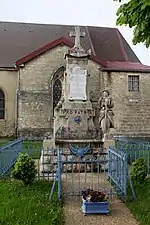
[0,0,150,65]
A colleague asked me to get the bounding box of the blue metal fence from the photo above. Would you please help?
[0,138,43,178]
[0,138,23,177]
[108,146,127,199]
[0,137,139,202]
[57,146,114,201]
[115,138,150,173]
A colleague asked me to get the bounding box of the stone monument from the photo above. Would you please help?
[98,90,115,149]
[40,27,115,175]
[98,90,114,140]
[53,26,102,149]
[40,132,57,175]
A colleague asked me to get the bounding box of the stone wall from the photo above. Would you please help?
[0,69,17,137]
[88,60,102,102]
[18,46,70,138]
[18,44,150,138]
[18,46,101,138]
[102,71,150,137]
[17,90,52,138]
[1,44,150,138]
[88,60,103,130]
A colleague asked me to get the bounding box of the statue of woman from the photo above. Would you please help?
[98,90,114,139]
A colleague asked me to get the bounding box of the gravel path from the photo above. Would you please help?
[62,173,139,225]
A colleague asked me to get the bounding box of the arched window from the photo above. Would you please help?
[0,89,5,119]
[53,67,65,112]
[53,79,62,108]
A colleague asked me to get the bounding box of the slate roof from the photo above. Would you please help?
[0,21,150,72]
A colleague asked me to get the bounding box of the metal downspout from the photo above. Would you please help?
[14,65,21,138]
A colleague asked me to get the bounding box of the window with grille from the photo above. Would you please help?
[128,76,139,92]
[53,67,65,112]
[53,79,62,108]
[0,89,5,119]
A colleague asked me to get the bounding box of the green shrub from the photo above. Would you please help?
[130,157,148,183]
[11,153,37,185]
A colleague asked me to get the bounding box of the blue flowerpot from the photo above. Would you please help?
[82,199,110,215]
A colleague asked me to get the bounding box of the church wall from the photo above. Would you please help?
[88,60,103,130]
[17,43,150,139]
[88,60,101,102]
[18,45,70,138]
[0,70,17,137]
[19,46,70,91]
[102,71,150,137]
[18,47,102,138]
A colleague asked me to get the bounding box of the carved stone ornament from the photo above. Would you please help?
[69,26,90,57]
[44,132,53,140]
[98,90,114,138]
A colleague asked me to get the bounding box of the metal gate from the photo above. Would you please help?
[57,145,110,200]
[57,145,127,201]
[108,146,127,198]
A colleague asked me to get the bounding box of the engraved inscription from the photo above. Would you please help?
[68,66,87,100]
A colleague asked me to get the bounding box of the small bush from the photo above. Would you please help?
[11,153,37,185]
[130,157,148,183]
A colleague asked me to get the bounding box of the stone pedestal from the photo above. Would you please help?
[40,138,57,174]
[40,26,105,175]
[43,138,56,150]
[53,42,101,144]
[103,139,115,151]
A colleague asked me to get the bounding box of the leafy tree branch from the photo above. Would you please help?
[114,0,150,47]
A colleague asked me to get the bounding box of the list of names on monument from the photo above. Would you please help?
[69,66,87,100]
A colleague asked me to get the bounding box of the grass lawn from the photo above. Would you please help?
[127,179,150,225]
[0,180,64,225]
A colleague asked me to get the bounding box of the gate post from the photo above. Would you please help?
[108,147,111,177]
[123,152,127,199]
[57,148,62,201]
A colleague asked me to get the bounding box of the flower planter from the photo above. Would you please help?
[82,199,110,215]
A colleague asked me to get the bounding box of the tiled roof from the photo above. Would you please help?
[0,21,150,72]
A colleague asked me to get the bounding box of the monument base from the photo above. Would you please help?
[40,137,57,174]
[103,139,115,151]
[40,137,109,174]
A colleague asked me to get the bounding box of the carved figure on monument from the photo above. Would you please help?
[98,90,114,139]
[44,132,53,140]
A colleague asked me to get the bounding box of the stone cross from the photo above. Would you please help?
[69,26,85,48]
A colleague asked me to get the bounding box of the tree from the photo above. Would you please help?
[114,0,150,47]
